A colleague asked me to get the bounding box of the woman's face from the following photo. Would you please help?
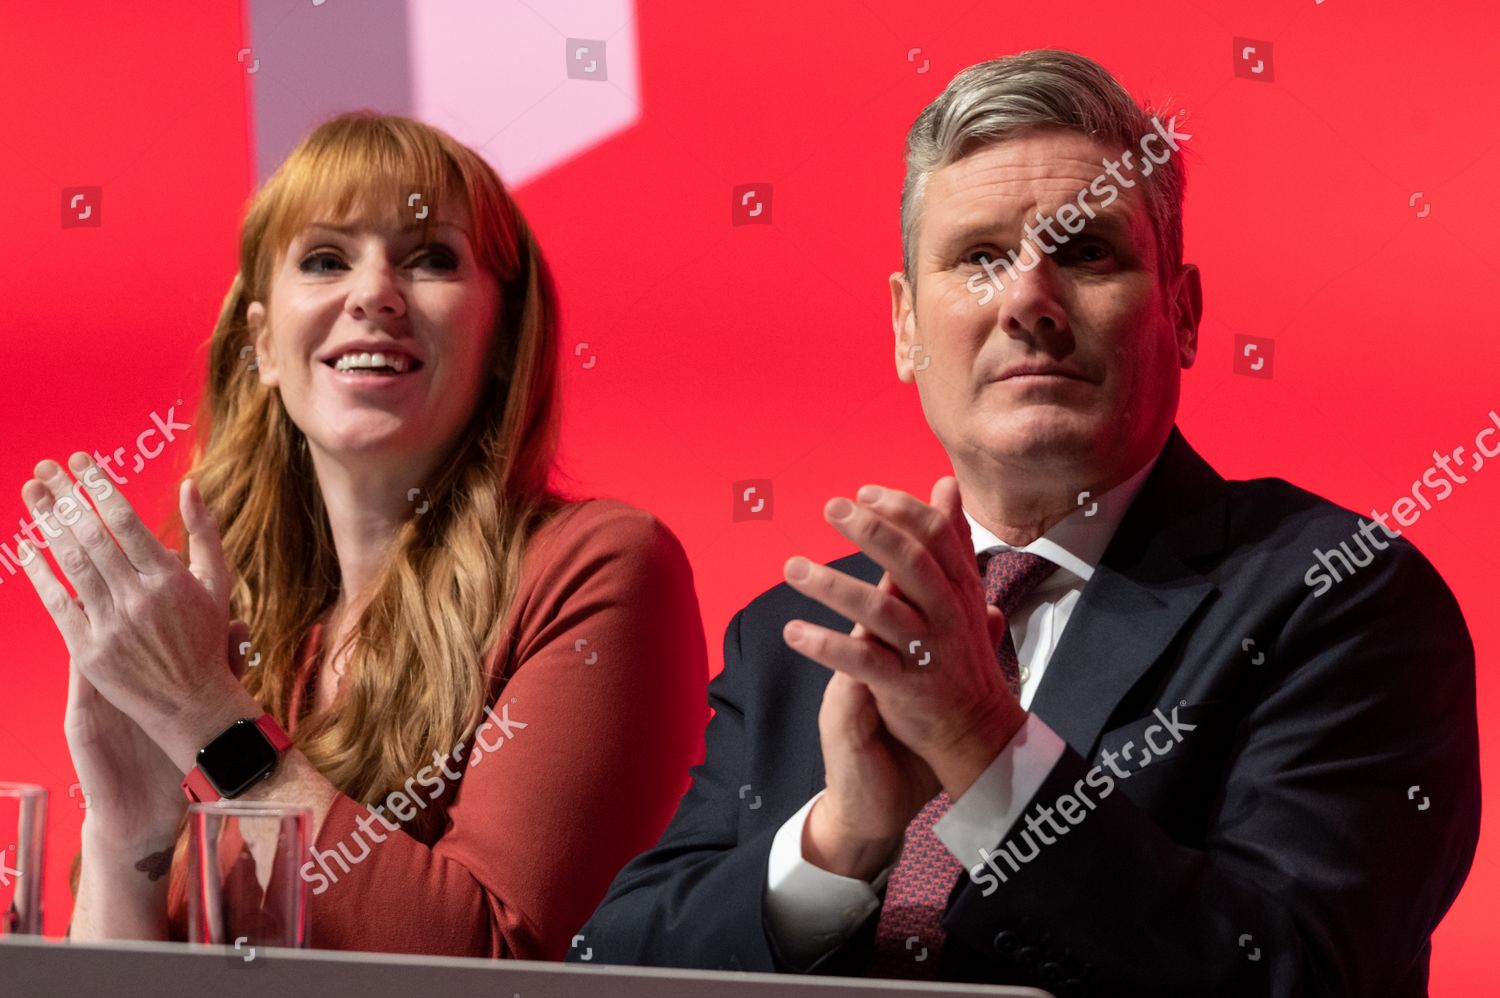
[246,197,501,464]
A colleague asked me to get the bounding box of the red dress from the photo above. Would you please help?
[164,499,709,958]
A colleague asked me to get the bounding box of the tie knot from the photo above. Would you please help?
[977,549,1058,616]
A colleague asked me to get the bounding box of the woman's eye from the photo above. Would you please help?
[416,247,458,270]
[300,251,343,274]
[298,247,457,273]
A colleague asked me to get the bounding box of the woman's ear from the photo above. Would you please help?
[245,301,277,386]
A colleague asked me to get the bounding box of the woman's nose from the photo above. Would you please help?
[346,262,406,318]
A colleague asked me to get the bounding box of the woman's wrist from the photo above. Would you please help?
[81,813,183,864]
[72,835,174,942]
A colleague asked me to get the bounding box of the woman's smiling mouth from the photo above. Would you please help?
[324,351,423,376]
[319,351,427,391]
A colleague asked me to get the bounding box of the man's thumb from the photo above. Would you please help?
[985,604,1008,654]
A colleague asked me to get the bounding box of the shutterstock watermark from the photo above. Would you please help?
[1304,408,1500,597]
[299,699,527,894]
[964,112,1192,307]
[967,705,1196,895]
[0,403,193,589]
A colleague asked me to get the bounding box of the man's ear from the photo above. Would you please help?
[1169,263,1203,369]
[891,270,919,384]
[246,301,278,387]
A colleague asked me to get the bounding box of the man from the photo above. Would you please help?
[569,50,1480,996]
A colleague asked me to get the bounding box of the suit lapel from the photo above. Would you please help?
[1028,425,1227,755]
[1028,560,1214,754]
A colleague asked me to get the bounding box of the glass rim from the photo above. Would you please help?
[187,800,312,819]
[0,782,47,798]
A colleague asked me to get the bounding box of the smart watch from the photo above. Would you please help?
[181,714,292,803]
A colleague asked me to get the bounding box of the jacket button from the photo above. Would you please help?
[1015,945,1038,966]
[991,929,1020,953]
[1041,961,1065,982]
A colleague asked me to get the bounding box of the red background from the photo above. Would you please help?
[3,0,1496,991]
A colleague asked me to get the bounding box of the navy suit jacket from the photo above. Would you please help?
[570,425,1481,997]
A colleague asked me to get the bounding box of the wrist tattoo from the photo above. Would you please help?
[134,849,172,882]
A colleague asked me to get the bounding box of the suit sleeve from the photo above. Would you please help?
[569,609,790,972]
[939,540,1482,996]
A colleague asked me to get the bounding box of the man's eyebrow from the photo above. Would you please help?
[943,207,1136,248]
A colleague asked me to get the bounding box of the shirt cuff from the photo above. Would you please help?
[762,790,893,970]
[933,712,1067,872]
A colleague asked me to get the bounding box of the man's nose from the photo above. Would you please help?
[996,248,1067,337]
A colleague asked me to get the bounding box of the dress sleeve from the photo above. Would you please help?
[289,500,709,958]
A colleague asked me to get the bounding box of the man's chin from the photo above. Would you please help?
[976,410,1099,463]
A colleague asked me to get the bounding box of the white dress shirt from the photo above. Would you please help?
[762,447,1164,969]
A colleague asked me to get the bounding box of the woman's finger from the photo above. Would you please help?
[16,540,91,651]
[181,479,234,609]
[21,476,117,615]
[64,452,179,576]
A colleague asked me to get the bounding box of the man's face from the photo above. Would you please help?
[891,127,1201,485]
[246,197,501,464]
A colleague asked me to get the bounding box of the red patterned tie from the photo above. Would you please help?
[867,550,1059,979]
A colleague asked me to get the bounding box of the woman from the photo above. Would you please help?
[18,111,708,957]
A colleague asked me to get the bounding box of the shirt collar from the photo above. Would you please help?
[962,443,1165,586]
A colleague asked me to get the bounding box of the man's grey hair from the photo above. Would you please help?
[899,49,1187,285]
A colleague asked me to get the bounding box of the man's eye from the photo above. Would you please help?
[1071,241,1112,263]
[963,248,1001,266]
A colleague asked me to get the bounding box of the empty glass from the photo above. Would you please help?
[186,801,310,950]
[0,783,47,936]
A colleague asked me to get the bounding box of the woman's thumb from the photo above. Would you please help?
[227,618,254,680]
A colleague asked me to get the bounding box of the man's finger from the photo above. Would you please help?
[857,482,971,582]
[836,478,981,614]
[929,475,977,579]
[819,497,952,623]
[784,618,898,686]
[850,571,898,639]
[786,557,925,651]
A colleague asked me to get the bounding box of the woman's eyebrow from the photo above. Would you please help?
[303,221,469,238]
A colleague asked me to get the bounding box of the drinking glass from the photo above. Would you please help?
[0,782,47,936]
[186,801,309,950]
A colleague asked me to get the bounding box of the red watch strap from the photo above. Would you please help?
[254,713,292,751]
[182,765,219,803]
[181,714,291,803]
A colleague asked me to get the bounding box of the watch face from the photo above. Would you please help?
[197,719,279,798]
